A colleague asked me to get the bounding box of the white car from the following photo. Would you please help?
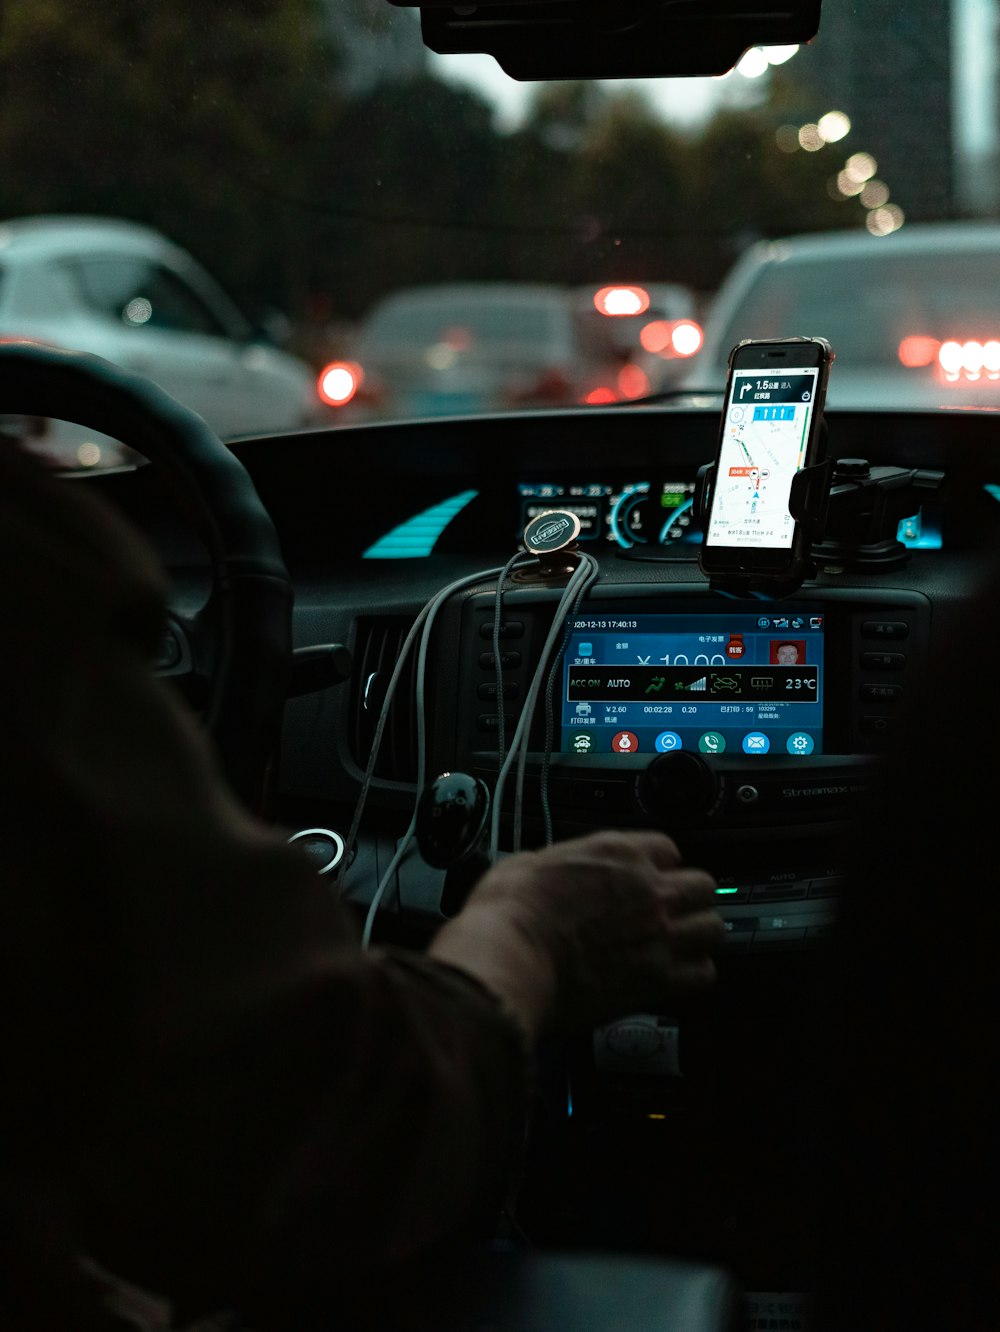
[0,216,323,467]
[687,223,1000,410]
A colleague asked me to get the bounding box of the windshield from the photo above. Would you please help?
[0,1,989,466]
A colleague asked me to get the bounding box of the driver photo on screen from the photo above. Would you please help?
[773,641,804,665]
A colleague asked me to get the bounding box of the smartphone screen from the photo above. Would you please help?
[705,364,820,552]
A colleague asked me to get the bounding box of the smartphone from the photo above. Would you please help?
[700,337,833,578]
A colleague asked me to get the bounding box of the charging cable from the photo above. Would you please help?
[490,550,599,860]
[344,519,598,943]
[338,563,527,946]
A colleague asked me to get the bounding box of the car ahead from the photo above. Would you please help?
[573,281,704,402]
[0,216,324,467]
[322,280,703,418]
[687,222,1000,408]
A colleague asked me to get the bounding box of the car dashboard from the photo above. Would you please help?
[85,397,1000,1292]
[101,395,998,882]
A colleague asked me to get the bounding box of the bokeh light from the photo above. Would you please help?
[898,336,941,368]
[817,111,851,143]
[798,123,825,152]
[775,124,800,153]
[763,44,800,65]
[594,286,650,317]
[860,179,890,209]
[845,152,878,183]
[318,361,361,406]
[671,321,704,357]
[835,169,865,197]
[736,47,770,78]
[618,364,651,399]
[865,204,904,236]
[639,321,672,354]
[76,442,102,467]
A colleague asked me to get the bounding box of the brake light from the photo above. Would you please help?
[638,319,703,358]
[937,340,1000,382]
[898,336,940,368]
[594,285,650,317]
[639,321,671,353]
[670,320,703,357]
[618,364,650,399]
[583,386,618,405]
[318,361,362,406]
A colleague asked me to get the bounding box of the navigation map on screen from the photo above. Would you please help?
[706,367,819,550]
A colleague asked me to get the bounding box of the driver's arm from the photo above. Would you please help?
[0,440,720,1329]
[0,442,526,1325]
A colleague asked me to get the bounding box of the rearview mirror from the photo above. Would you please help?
[385,0,822,80]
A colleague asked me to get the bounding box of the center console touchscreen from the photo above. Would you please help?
[561,609,824,758]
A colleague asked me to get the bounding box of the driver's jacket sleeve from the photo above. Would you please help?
[0,442,528,1330]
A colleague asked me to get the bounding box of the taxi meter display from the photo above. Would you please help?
[561,610,824,758]
[706,368,820,551]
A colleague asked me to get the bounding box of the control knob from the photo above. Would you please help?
[635,751,721,828]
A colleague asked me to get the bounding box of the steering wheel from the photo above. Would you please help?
[0,343,293,814]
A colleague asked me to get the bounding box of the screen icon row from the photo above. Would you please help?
[573,730,816,755]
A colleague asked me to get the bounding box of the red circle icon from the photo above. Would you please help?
[612,731,639,754]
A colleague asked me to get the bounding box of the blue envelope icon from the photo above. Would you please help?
[742,732,770,754]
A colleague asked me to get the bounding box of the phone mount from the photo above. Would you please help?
[693,422,946,599]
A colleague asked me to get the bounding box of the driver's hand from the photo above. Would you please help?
[429,830,723,1038]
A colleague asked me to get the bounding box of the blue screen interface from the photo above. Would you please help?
[561,610,824,758]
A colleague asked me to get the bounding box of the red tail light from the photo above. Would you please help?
[583,386,618,405]
[317,361,363,406]
[618,364,650,399]
[898,336,940,368]
[937,339,1000,381]
[594,286,650,317]
[670,320,703,357]
[638,319,703,358]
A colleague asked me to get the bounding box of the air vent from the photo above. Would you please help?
[350,618,418,784]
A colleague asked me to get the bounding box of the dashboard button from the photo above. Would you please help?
[550,778,628,813]
[860,683,903,702]
[860,714,894,736]
[861,620,909,640]
[808,876,843,898]
[477,681,519,700]
[751,881,808,902]
[753,928,806,947]
[861,651,906,670]
[479,620,524,640]
[713,881,751,903]
[479,650,521,669]
[475,713,516,733]
[755,914,804,933]
[722,917,756,947]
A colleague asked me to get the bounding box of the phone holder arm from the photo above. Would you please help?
[694,422,945,598]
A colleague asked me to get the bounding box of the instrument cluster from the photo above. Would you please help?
[518,479,701,551]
